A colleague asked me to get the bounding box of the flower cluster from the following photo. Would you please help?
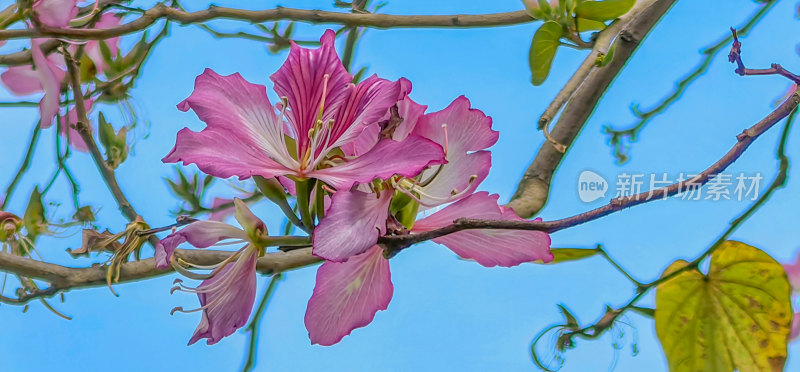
[0,0,121,150]
[158,30,553,346]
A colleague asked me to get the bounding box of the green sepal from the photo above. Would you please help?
[390,190,419,229]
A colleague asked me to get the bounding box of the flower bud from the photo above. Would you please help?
[0,211,22,242]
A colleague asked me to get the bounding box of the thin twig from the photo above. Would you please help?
[382,89,800,250]
[63,47,138,222]
[1,122,41,210]
[604,1,776,163]
[729,28,800,84]
[241,273,283,372]
[0,4,534,41]
[555,93,798,353]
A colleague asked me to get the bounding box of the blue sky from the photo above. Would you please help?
[1,0,799,371]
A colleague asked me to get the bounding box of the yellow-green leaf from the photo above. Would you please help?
[535,248,600,264]
[655,241,791,372]
[23,187,46,240]
[529,21,563,86]
[575,0,635,22]
[576,18,607,32]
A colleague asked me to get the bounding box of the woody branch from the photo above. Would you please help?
[1,82,797,304]
[0,3,534,41]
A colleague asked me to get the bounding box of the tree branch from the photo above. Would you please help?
[0,248,319,304]
[2,89,796,304]
[507,0,677,218]
[0,4,533,42]
[604,1,776,163]
[729,27,800,84]
[64,47,139,222]
[382,90,800,248]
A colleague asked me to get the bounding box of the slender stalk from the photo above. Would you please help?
[295,179,315,229]
[241,273,284,372]
[2,122,41,210]
[597,245,642,287]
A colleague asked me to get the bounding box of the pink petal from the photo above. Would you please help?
[208,198,235,222]
[2,50,64,98]
[309,136,445,190]
[270,29,352,158]
[163,127,292,180]
[417,150,491,208]
[1,65,43,96]
[313,190,391,262]
[305,245,393,345]
[167,69,295,173]
[60,99,92,152]
[414,95,498,153]
[391,94,427,142]
[338,77,425,156]
[278,176,297,197]
[188,251,258,345]
[413,192,553,267]
[155,221,247,269]
[410,96,497,207]
[783,253,800,291]
[389,78,427,142]
[792,312,800,341]
[31,39,65,128]
[33,0,78,27]
[325,75,399,153]
[340,123,380,157]
[85,13,122,74]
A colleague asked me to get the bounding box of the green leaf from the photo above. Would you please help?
[529,21,563,86]
[535,247,600,264]
[23,187,46,240]
[557,304,580,328]
[97,112,114,150]
[390,191,419,230]
[108,126,129,168]
[655,241,791,372]
[575,0,635,22]
[536,0,553,17]
[576,18,607,32]
[97,40,114,67]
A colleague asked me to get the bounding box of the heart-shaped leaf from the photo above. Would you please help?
[655,241,791,372]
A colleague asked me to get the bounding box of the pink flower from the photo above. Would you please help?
[83,13,122,75]
[165,30,445,263]
[158,199,267,345]
[208,197,236,222]
[305,96,552,345]
[164,30,444,192]
[1,9,121,126]
[1,39,66,127]
[33,0,78,28]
